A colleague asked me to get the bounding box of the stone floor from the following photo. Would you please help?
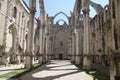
[19,60,93,80]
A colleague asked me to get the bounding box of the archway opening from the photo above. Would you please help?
[58,20,64,25]
[90,6,97,18]
[56,19,66,25]
[8,24,18,64]
[53,12,69,24]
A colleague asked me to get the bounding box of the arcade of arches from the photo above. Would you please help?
[0,0,120,80]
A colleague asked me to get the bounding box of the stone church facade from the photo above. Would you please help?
[0,0,120,80]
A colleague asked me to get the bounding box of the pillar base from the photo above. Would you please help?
[83,55,91,70]
[71,54,75,62]
[25,53,33,69]
[45,54,49,62]
[38,55,43,64]
[110,49,120,80]
[83,65,91,70]
[0,55,8,66]
[10,54,18,64]
[75,55,80,64]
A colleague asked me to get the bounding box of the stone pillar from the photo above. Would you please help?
[45,34,49,61]
[75,28,80,64]
[72,33,75,62]
[42,28,45,62]
[39,26,43,63]
[49,37,52,59]
[110,0,120,80]
[0,0,10,65]
[79,27,83,64]
[39,0,45,63]
[82,0,91,70]
[69,36,72,60]
[25,0,36,69]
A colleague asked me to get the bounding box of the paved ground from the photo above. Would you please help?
[19,60,93,80]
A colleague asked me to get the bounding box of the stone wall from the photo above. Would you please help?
[0,0,37,64]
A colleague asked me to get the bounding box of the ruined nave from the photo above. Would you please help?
[0,0,120,80]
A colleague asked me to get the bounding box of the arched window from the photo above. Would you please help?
[12,7,17,18]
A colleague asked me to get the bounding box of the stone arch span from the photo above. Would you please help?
[53,12,69,24]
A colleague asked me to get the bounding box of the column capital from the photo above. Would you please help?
[30,9,36,14]
[25,52,33,57]
[82,9,90,14]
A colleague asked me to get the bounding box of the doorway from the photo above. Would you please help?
[59,53,63,60]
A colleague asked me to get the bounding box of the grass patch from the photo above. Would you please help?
[86,69,110,80]
[34,63,41,68]
[74,64,110,80]
[0,63,42,79]
[0,69,26,78]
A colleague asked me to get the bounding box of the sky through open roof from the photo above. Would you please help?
[24,0,109,24]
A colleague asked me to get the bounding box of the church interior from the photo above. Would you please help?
[0,0,120,80]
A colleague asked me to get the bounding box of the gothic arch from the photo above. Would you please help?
[9,24,17,50]
[8,23,18,64]
[89,1,104,14]
[53,12,69,24]
[54,12,69,20]
[56,19,66,25]
[57,19,66,23]
[104,5,109,10]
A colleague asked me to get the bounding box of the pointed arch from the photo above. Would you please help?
[9,24,17,34]
[89,1,104,14]
[54,12,69,20]
[8,23,17,56]
[57,19,66,23]
[53,12,69,24]
[56,19,66,25]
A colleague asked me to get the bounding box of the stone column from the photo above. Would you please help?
[79,27,83,64]
[82,0,91,70]
[42,28,45,62]
[39,0,45,63]
[68,36,72,60]
[72,32,75,62]
[49,37,52,59]
[75,28,80,64]
[25,0,36,69]
[45,34,49,61]
[39,26,43,63]
[109,0,120,80]
[0,0,10,65]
